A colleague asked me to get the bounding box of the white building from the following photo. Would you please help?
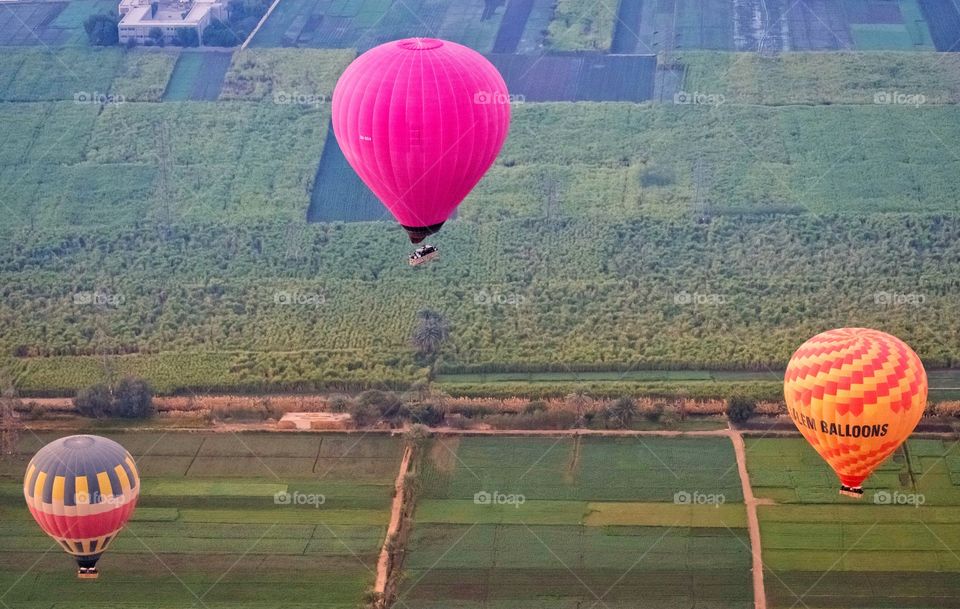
[118,0,227,45]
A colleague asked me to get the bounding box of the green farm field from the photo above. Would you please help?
[0,431,401,608]
[401,436,750,608]
[5,212,960,395]
[4,71,960,398]
[0,0,117,46]
[248,0,506,51]
[747,437,960,608]
[8,100,960,228]
[0,48,177,102]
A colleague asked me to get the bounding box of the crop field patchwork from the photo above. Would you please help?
[0,48,178,102]
[402,436,751,608]
[747,437,960,608]
[678,51,960,105]
[0,432,399,608]
[0,0,116,46]
[250,0,508,51]
[0,100,328,228]
[626,0,936,51]
[1,432,959,608]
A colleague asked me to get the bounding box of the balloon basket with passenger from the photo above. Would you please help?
[409,244,439,266]
[76,553,102,579]
[839,485,864,499]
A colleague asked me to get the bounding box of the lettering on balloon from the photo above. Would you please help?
[788,407,888,438]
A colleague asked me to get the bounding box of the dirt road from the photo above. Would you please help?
[376,444,412,595]
[729,426,768,609]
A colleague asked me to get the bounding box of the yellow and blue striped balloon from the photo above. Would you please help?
[24,435,139,577]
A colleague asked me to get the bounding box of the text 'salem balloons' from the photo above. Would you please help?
[784,328,927,497]
[24,435,139,576]
[331,38,511,243]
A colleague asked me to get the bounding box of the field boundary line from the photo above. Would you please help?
[241,0,283,50]
[376,443,413,597]
[729,427,767,609]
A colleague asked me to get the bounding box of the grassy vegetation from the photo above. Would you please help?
[748,437,960,607]
[0,48,177,101]
[4,211,960,394]
[1,62,960,395]
[545,0,618,51]
[110,50,180,102]
[679,51,960,105]
[6,210,960,395]
[220,49,356,101]
[0,100,326,229]
[7,100,960,225]
[0,431,399,608]
[402,436,750,608]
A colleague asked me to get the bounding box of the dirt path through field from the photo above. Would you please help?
[376,444,412,595]
[240,0,283,49]
[729,426,768,609]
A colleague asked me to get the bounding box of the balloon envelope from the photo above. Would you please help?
[24,435,139,571]
[784,328,927,493]
[332,37,511,242]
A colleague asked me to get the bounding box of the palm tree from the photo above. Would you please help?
[566,390,590,426]
[410,309,450,358]
[606,397,637,429]
[0,385,22,456]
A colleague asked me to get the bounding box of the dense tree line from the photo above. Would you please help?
[2,213,959,394]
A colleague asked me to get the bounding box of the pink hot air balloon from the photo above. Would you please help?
[331,38,511,246]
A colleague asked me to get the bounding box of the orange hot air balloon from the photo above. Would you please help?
[784,328,927,498]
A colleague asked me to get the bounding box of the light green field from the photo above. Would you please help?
[748,437,960,608]
[219,48,355,101]
[402,436,751,608]
[0,432,399,608]
[545,0,618,51]
[679,51,960,105]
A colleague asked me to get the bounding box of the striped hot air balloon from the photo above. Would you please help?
[784,328,927,497]
[24,435,139,578]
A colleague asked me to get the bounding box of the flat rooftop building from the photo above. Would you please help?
[118,0,226,45]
